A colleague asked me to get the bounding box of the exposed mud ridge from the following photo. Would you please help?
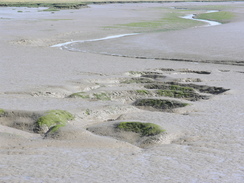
[0,110,42,133]
[144,83,210,101]
[155,68,211,75]
[98,51,244,66]
[110,54,244,66]
[164,82,230,95]
[121,77,155,84]
[133,99,188,112]
[0,109,74,135]
[125,71,165,79]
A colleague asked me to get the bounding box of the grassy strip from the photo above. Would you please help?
[195,11,235,23]
[117,122,165,136]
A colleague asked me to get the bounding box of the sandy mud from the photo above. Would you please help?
[0,2,243,183]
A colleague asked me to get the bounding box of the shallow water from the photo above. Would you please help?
[51,33,139,48]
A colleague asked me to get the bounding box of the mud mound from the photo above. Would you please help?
[165,82,230,94]
[86,121,166,148]
[0,110,42,133]
[144,83,210,101]
[0,109,74,135]
[44,124,86,140]
[154,68,211,74]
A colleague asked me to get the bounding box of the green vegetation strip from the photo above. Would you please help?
[145,84,194,92]
[156,89,195,98]
[93,93,110,100]
[121,78,154,84]
[136,90,150,95]
[115,11,204,32]
[134,98,188,110]
[117,122,165,136]
[34,110,74,133]
[196,11,235,23]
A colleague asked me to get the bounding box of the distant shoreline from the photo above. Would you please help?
[0,0,243,9]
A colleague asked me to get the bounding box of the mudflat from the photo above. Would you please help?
[0,1,243,182]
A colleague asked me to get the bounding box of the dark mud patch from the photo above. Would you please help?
[0,110,42,133]
[0,2,87,9]
[177,69,211,75]
[155,68,211,75]
[125,56,244,66]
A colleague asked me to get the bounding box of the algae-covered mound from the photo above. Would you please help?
[86,121,166,148]
[0,109,5,116]
[134,98,188,111]
[34,110,74,134]
[117,122,165,136]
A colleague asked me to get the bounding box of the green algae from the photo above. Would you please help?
[93,93,110,101]
[34,110,74,133]
[0,109,5,116]
[136,90,150,95]
[115,11,204,32]
[69,92,89,99]
[156,89,195,98]
[117,122,165,136]
[46,123,65,134]
[134,99,188,111]
[145,84,194,92]
[196,11,235,23]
